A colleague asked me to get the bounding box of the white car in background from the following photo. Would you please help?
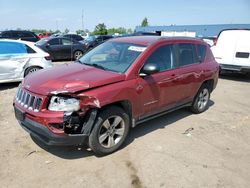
[211,29,250,74]
[0,39,53,83]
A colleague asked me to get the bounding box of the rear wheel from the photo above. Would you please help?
[89,106,130,156]
[24,66,42,77]
[190,85,210,114]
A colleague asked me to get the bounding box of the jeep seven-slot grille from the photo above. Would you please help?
[16,87,43,112]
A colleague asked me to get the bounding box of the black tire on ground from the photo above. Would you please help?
[190,84,211,114]
[24,66,42,77]
[89,106,130,156]
[73,50,83,60]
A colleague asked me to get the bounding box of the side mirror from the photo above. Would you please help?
[45,43,50,48]
[140,63,159,77]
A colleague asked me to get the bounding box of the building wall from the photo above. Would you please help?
[135,24,250,37]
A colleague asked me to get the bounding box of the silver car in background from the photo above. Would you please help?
[0,39,53,83]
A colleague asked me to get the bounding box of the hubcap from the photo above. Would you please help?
[75,51,82,59]
[29,68,38,74]
[98,116,125,148]
[197,88,209,110]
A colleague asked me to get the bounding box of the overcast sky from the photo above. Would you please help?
[0,0,249,32]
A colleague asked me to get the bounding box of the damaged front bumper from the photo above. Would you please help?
[19,115,88,146]
[14,104,98,146]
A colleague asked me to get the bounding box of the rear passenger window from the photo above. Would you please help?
[144,45,175,72]
[177,44,197,67]
[62,38,73,45]
[0,42,29,54]
[196,44,207,62]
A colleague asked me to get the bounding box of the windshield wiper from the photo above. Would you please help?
[89,63,107,70]
[78,61,107,70]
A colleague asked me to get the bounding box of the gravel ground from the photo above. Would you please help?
[0,63,250,188]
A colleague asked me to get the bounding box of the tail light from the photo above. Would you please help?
[45,55,51,60]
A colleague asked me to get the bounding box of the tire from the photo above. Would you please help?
[24,66,42,77]
[74,50,83,60]
[89,106,130,156]
[190,84,211,114]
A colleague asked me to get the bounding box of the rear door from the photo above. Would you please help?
[60,38,74,59]
[232,30,250,66]
[172,43,204,104]
[0,41,30,80]
[212,30,238,65]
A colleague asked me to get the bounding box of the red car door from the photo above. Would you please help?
[137,44,180,119]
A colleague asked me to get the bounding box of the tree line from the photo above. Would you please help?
[28,17,149,36]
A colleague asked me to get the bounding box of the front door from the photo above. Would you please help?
[138,44,179,119]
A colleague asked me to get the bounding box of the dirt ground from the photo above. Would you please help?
[0,63,250,188]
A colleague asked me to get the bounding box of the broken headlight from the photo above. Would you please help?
[48,96,80,112]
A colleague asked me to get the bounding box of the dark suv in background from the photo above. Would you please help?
[62,34,84,41]
[0,30,39,42]
[81,35,113,52]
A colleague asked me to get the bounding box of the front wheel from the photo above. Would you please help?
[190,85,210,114]
[89,106,130,156]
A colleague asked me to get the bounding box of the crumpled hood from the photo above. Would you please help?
[23,63,125,95]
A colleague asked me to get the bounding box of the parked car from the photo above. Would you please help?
[122,31,161,37]
[63,34,84,41]
[36,37,85,60]
[202,36,217,46]
[81,35,113,52]
[211,29,250,74]
[14,36,219,155]
[0,39,52,83]
[0,30,40,42]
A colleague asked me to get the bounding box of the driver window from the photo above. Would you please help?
[144,45,174,72]
[48,38,60,45]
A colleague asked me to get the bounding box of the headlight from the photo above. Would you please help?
[48,96,80,112]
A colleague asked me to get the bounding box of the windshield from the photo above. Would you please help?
[84,36,96,42]
[78,41,147,73]
[36,38,49,45]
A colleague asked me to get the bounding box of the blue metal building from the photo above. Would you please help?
[135,24,250,37]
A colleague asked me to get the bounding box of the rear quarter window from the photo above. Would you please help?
[196,44,207,62]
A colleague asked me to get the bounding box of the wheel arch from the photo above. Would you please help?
[24,65,43,77]
[99,100,133,126]
[202,79,214,93]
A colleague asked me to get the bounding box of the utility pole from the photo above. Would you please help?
[81,9,84,32]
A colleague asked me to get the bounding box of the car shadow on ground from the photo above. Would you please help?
[219,73,250,83]
[0,82,19,91]
[32,100,214,159]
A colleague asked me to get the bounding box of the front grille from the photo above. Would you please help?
[15,87,43,112]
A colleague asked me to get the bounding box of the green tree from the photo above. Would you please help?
[127,28,133,34]
[107,27,127,35]
[76,29,90,35]
[93,23,108,35]
[141,17,149,27]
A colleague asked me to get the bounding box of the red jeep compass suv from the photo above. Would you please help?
[14,36,219,155]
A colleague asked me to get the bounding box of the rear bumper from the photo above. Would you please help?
[19,117,88,146]
[220,64,250,73]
